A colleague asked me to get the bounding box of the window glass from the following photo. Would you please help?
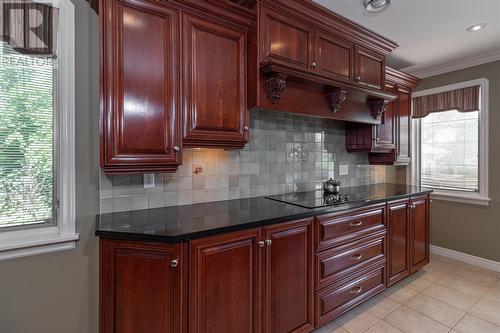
[420,109,479,192]
[0,42,55,228]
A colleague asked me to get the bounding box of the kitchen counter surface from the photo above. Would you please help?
[95,183,432,243]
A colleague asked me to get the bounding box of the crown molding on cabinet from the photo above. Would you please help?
[401,49,500,79]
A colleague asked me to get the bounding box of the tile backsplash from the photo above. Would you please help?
[100,109,393,213]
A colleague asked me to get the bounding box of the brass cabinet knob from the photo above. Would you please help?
[350,220,363,227]
[265,239,272,246]
[350,286,363,294]
[258,241,265,248]
[350,253,363,261]
[170,259,179,268]
[173,146,180,152]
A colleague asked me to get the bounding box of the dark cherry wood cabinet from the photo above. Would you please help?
[410,195,430,272]
[259,5,313,70]
[354,46,385,90]
[314,31,353,80]
[263,219,314,333]
[100,0,254,173]
[100,0,182,173]
[182,13,249,149]
[99,196,430,333]
[189,228,262,333]
[387,199,411,286]
[99,239,186,333]
[364,68,420,165]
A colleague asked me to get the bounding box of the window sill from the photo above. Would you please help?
[0,226,79,261]
[430,191,491,207]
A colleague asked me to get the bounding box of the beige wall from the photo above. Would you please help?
[414,61,500,261]
[0,1,100,332]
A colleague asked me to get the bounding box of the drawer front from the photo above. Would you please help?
[316,205,385,251]
[316,232,385,289]
[316,263,386,326]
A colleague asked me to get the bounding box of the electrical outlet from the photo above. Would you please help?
[143,174,155,189]
[339,164,349,176]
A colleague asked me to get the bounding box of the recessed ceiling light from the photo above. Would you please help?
[363,0,391,13]
[466,23,487,32]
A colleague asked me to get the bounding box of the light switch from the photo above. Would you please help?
[339,164,349,176]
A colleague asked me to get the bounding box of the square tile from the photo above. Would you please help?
[365,321,402,333]
[439,275,490,298]
[384,306,449,333]
[405,293,465,327]
[422,283,478,311]
[454,314,500,333]
[383,283,419,304]
[469,300,500,326]
[361,293,401,318]
[334,306,380,333]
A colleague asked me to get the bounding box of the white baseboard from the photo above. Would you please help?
[430,245,500,273]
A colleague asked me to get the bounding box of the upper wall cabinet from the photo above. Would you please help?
[259,6,313,70]
[355,46,385,90]
[315,31,353,81]
[182,14,248,149]
[252,1,398,125]
[100,0,181,173]
[100,0,254,173]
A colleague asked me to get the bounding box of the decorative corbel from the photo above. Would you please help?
[327,88,348,113]
[368,98,389,119]
[265,73,287,104]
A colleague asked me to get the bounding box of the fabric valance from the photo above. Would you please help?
[412,85,480,118]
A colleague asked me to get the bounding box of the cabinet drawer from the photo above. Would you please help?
[316,205,385,251]
[316,232,386,289]
[316,263,386,326]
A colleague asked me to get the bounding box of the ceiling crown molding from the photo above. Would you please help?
[401,49,500,79]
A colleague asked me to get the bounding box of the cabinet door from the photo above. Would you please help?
[189,229,262,333]
[396,87,412,165]
[355,46,385,90]
[263,219,314,333]
[182,14,248,149]
[315,31,353,80]
[100,239,184,333]
[373,84,396,152]
[100,0,181,173]
[387,200,410,286]
[410,196,430,272]
[260,5,313,70]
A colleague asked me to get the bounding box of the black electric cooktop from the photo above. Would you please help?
[265,186,383,209]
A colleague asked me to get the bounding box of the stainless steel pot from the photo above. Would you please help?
[323,178,341,194]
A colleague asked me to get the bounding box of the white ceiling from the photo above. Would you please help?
[313,0,500,76]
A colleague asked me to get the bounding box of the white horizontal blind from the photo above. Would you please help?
[420,109,479,192]
[0,42,55,227]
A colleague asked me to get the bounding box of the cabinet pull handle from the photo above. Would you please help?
[376,137,380,141]
[410,204,416,209]
[244,126,249,131]
[265,239,272,246]
[350,286,363,294]
[350,253,363,261]
[356,75,361,81]
[350,220,363,227]
[173,146,180,152]
[170,259,179,268]
[311,62,317,68]
[258,241,265,248]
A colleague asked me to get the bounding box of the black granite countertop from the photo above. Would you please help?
[95,183,432,243]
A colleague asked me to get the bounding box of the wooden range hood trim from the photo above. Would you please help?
[261,61,397,119]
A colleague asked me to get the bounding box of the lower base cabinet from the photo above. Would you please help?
[189,219,314,333]
[99,239,186,333]
[99,195,430,333]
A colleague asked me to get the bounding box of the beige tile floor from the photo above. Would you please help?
[314,254,500,333]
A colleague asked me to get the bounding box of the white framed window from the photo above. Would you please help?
[411,78,490,206]
[0,0,77,260]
